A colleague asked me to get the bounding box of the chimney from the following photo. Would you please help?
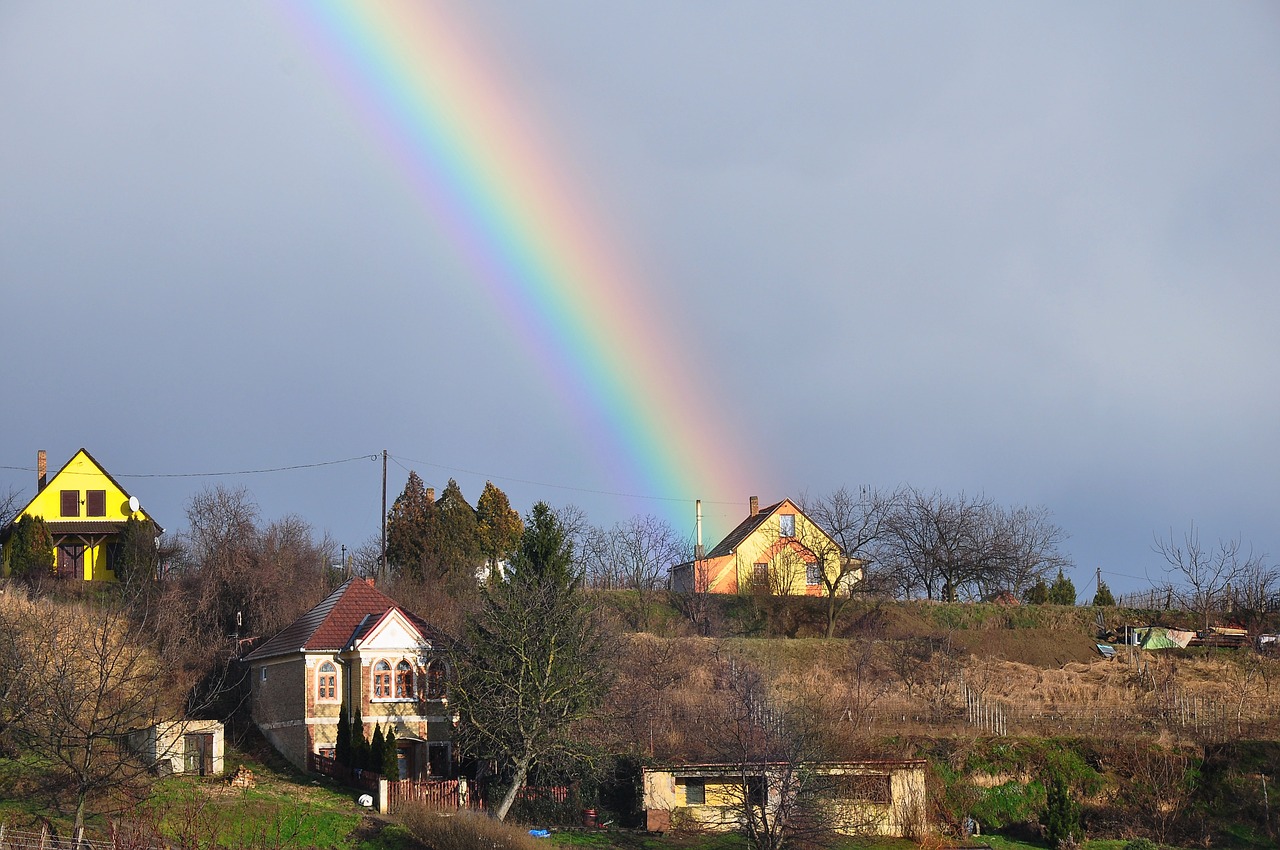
[426,487,435,502]
[37,450,47,492]
[749,495,759,516]
[695,500,704,560]
[364,577,375,587]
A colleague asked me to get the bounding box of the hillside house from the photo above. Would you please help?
[671,497,858,596]
[0,449,161,582]
[643,760,927,838]
[243,578,454,779]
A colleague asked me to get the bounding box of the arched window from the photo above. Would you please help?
[394,660,413,699]
[317,661,337,701]
[421,660,447,699]
[372,660,392,698]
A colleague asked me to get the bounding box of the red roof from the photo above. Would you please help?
[243,578,445,661]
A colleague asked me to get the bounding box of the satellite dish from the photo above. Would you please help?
[128,495,140,513]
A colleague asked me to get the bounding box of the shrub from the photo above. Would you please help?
[1043,772,1081,849]
[398,803,544,850]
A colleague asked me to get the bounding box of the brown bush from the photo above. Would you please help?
[398,803,544,850]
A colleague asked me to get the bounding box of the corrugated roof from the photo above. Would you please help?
[243,578,446,661]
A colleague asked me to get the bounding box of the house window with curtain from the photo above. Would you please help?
[317,662,337,702]
[779,514,796,537]
[373,660,392,698]
[394,660,413,699]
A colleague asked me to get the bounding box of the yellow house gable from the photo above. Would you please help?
[677,497,857,596]
[4,448,159,581]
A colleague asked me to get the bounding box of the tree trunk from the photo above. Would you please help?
[494,751,532,822]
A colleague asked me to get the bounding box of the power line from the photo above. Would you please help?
[1,455,380,479]
[388,452,742,507]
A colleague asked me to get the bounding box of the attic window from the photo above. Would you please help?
[86,490,106,517]
[61,490,80,517]
[779,514,796,537]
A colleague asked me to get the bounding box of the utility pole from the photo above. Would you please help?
[381,449,388,581]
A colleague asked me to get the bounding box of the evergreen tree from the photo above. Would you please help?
[451,502,611,821]
[385,471,437,578]
[335,703,351,767]
[1043,771,1081,848]
[1048,569,1077,605]
[351,702,369,770]
[431,479,483,582]
[476,481,522,583]
[112,516,160,589]
[370,725,385,775]
[1092,579,1115,607]
[383,727,399,779]
[1025,578,1049,605]
[6,515,53,581]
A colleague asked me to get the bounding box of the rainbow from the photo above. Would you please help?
[283,1,760,533]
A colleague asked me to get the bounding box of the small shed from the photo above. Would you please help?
[129,719,224,776]
[642,760,927,838]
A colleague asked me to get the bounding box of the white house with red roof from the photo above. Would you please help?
[243,577,454,778]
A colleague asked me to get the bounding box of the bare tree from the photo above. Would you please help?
[701,652,884,850]
[0,593,182,834]
[800,487,897,637]
[581,514,686,592]
[883,488,1069,602]
[1,484,23,526]
[1154,524,1263,630]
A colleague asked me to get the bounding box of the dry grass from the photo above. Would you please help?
[397,803,546,850]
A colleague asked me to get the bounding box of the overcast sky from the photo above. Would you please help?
[2,2,1276,597]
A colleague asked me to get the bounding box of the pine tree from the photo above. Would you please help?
[476,481,522,584]
[1092,579,1115,607]
[351,702,368,770]
[336,703,351,766]
[432,479,483,584]
[7,515,54,581]
[1025,578,1049,605]
[451,502,611,821]
[1043,772,1081,848]
[112,516,160,589]
[383,727,399,779]
[385,471,437,578]
[370,725,385,775]
[1048,569,1077,605]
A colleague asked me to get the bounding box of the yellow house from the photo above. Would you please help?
[642,760,928,838]
[0,449,161,582]
[671,497,858,596]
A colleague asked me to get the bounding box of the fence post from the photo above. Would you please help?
[378,777,390,814]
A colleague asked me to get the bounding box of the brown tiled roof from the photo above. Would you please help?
[704,500,784,558]
[43,521,127,536]
[243,578,447,661]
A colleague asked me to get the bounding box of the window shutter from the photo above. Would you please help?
[61,490,80,517]
[86,490,106,517]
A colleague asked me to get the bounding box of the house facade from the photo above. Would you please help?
[642,760,927,838]
[244,578,454,779]
[671,497,858,596]
[0,449,161,582]
[127,719,225,777]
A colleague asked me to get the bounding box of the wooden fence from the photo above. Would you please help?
[0,825,155,850]
[307,752,379,793]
